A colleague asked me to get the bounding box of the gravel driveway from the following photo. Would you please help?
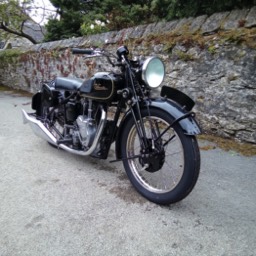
[0,90,255,256]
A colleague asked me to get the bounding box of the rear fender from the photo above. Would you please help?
[115,98,201,159]
[31,92,42,115]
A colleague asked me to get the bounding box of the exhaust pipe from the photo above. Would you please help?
[22,109,58,145]
[21,109,106,156]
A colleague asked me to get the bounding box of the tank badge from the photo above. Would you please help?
[94,83,108,91]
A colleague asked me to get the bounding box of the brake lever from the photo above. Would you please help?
[82,54,101,59]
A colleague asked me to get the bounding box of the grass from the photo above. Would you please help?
[0,85,12,91]
[199,134,256,156]
[0,85,33,97]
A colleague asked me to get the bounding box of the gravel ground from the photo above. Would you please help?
[0,90,255,256]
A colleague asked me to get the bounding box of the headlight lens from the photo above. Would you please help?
[142,57,165,88]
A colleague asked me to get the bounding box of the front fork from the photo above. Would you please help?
[130,104,150,150]
[130,100,161,153]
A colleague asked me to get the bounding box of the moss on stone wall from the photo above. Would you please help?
[133,27,256,55]
[0,49,24,67]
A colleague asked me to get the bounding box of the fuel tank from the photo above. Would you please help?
[79,72,124,102]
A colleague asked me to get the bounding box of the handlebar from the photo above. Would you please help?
[71,48,94,55]
[71,47,125,68]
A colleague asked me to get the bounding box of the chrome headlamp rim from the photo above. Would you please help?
[141,56,165,89]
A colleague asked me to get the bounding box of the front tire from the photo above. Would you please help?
[120,108,200,205]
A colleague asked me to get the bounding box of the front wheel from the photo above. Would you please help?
[120,108,200,205]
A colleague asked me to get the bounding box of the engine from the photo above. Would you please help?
[74,115,97,148]
[62,98,99,149]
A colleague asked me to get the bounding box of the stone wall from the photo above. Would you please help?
[0,7,256,144]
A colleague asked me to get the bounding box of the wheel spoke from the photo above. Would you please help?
[126,115,184,194]
[163,134,176,147]
[164,161,179,185]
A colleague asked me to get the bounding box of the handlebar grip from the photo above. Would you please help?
[71,48,94,55]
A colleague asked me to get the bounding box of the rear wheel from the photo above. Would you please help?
[120,108,200,205]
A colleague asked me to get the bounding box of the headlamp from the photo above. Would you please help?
[141,57,165,88]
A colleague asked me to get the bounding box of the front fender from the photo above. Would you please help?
[149,98,201,135]
[115,98,201,159]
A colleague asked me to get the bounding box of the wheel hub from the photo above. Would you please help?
[139,140,165,173]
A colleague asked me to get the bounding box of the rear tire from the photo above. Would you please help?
[120,108,200,205]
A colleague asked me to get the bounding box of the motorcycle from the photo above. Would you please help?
[22,45,201,205]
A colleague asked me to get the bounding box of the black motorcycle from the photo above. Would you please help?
[22,46,201,205]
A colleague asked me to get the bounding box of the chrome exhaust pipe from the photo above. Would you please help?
[22,109,58,145]
[21,108,106,156]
